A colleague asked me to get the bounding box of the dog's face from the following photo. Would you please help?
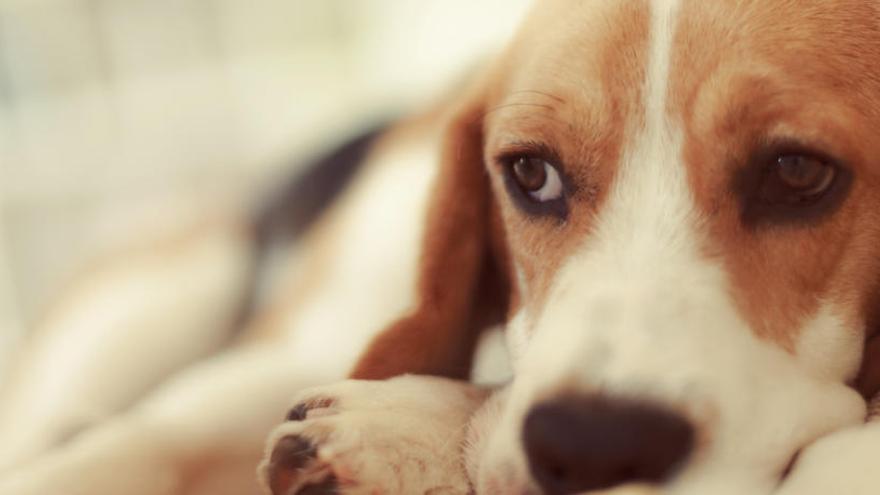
[355,0,880,493]
[474,0,880,493]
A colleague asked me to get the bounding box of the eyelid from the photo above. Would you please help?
[751,139,842,169]
[493,141,563,168]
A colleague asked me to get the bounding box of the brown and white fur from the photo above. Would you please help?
[3,0,880,494]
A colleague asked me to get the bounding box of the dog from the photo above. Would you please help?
[3,0,880,494]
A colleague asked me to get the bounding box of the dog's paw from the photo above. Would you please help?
[774,421,880,495]
[259,376,488,495]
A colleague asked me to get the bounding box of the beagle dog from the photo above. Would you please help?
[3,0,880,494]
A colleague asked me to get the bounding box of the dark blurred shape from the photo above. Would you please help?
[235,121,392,328]
[253,122,390,246]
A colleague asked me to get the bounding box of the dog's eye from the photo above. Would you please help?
[762,154,836,204]
[510,157,563,202]
[736,144,852,227]
[497,146,569,219]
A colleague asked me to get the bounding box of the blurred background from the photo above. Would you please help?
[0,0,532,372]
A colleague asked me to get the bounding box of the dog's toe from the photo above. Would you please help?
[285,397,337,422]
[295,476,339,495]
[267,435,319,495]
[285,404,311,422]
[262,378,484,495]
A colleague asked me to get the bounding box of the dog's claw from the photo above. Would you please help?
[296,476,339,495]
[285,404,311,422]
[268,435,318,495]
[285,398,336,422]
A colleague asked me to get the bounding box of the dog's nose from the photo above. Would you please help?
[523,397,694,495]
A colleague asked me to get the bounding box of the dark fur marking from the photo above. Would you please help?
[234,122,392,329]
[253,122,391,247]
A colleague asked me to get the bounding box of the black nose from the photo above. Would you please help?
[523,397,694,495]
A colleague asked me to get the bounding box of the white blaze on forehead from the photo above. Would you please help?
[521,0,704,392]
[509,0,697,385]
[508,0,693,374]
[599,0,691,266]
[646,0,680,130]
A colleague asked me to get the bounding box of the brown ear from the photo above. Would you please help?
[856,291,880,401]
[350,87,511,381]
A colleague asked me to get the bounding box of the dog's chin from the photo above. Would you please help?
[469,421,540,494]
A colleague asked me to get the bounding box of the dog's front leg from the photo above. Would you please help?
[774,395,880,495]
[260,376,491,495]
[0,218,252,472]
[0,344,341,495]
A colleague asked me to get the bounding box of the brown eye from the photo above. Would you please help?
[763,154,836,204]
[776,155,835,194]
[513,157,548,192]
[736,144,852,227]
[509,157,564,202]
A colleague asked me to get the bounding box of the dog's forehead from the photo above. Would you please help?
[672,0,880,117]
[502,0,880,108]
[490,0,880,349]
[494,0,650,124]
[491,0,880,254]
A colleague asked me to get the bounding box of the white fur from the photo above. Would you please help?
[274,133,440,376]
[471,327,514,386]
[0,221,252,472]
[0,344,319,495]
[794,303,864,383]
[775,419,880,495]
[0,119,444,495]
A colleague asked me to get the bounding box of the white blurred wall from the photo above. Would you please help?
[0,0,533,362]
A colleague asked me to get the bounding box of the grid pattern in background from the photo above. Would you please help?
[0,0,531,357]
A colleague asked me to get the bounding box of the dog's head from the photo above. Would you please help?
[354,0,880,493]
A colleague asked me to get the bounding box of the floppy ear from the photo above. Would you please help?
[350,85,511,381]
[856,292,880,402]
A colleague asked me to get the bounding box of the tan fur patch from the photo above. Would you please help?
[353,0,880,386]
[671,0,880,353]
[482,0,651,316]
